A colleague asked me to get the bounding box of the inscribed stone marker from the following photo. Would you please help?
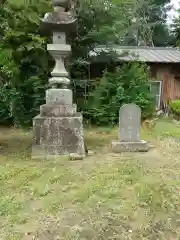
[112,103,148,152]
[119,104,141,142]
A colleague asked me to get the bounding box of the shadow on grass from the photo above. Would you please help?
[0,128,32,158]
[0,126,116,158]
[85,126,117,150]
[0,120,180,158]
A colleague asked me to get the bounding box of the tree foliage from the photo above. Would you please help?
[71,0,135,66]
[124,0,172,46]
[171,9,180,47]
[169,100,180,120]
[0,0,52,126]
[0,0,138,127]
[0,0,169,127]
[84,63,154,125]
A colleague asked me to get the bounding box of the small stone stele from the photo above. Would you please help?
[112,104,148,153]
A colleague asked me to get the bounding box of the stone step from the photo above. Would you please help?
[112,140,148,153]
[40,104,77,117]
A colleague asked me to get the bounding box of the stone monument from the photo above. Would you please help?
[112,104,148,152]
[32,0,85,158]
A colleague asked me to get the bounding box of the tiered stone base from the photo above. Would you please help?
[32,103,85,159]
[112,140,148,153]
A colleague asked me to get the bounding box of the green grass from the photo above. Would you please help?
[0,120,180,239]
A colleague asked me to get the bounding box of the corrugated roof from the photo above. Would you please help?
[90,46,180,63]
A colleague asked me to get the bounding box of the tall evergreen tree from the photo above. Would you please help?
[171,9,180,47]
[124,0,173,46]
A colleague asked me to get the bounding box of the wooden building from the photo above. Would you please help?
[89,46,180,110]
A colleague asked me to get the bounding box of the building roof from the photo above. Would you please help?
[89,46,180,63]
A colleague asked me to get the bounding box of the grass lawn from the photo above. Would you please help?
[0,120,180,240]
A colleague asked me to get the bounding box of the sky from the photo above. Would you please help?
[167,0,180,23]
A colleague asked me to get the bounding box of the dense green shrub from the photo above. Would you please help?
[0,1,157,127]
[84,63,154,125]
[0,0,133,127]
[0,1,51,126]
[169,100,180,120]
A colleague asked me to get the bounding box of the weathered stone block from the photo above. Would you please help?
[40,104,77,117]
[112,140,148,153]
[46,89,72,105]
[32,113,85,158]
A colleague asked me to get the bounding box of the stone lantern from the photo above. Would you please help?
[32,0,85,159]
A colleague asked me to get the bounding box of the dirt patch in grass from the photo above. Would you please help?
[0,121,180,239]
